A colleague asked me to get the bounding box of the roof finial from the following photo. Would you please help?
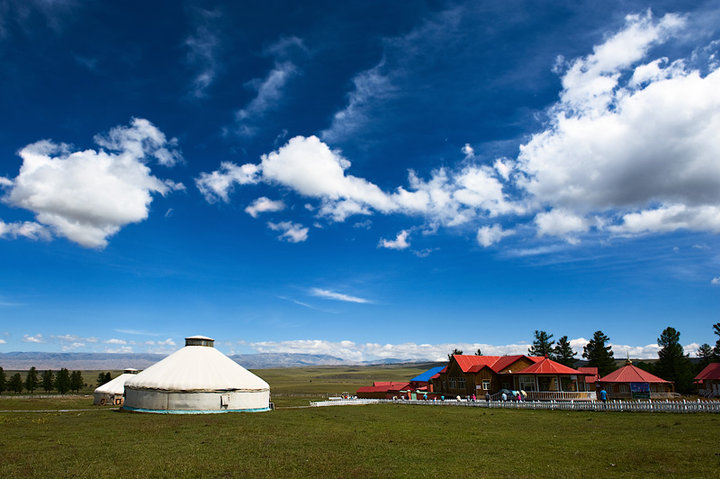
[625,351,632,365]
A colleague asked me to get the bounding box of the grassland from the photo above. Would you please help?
[1,364,719,478]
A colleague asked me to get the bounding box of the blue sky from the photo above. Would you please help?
[1,0,719,361]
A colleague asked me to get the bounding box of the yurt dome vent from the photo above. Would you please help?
[185,335,215,347]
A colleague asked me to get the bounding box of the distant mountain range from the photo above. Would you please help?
[0,351,417,371]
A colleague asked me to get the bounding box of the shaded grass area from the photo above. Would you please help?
[1,404,718,478]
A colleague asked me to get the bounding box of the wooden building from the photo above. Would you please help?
[434,355,595,400]
[597,360,675,399]
[695,363,720,398]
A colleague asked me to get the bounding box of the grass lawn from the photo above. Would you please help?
[1,365,719,478]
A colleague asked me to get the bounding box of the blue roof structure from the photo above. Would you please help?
[411,366,445,383]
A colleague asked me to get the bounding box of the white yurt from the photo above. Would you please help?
[122,335,270,414]
[93,368,140,406]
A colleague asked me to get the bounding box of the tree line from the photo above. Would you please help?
[448,322,720,394]
[0,367,85,395]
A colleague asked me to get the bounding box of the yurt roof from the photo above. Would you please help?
[124,341,269,392]
[94,373,135,395]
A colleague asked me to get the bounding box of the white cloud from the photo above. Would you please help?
[23,334,44,343]
[310,288,370,304]
[195,162,259,203]
[517,12,720,237]
[105,346,133,354]
[462,143,474,158]
[235,61,298,137]
[62,342,85,351]
[535,209,589,241]
[4,119,183,248]
[105,338,127,345]
[379,230,410,250]
[477,224,513,247]
[197,136,519,227]
[157,338,176,346]
[245,197,285,218]
[320,63,394,143]
[0,220,51,241]
[267,221,308,243]
[0,339,6,344]
[185,8,221,98]
[711,277,720,285]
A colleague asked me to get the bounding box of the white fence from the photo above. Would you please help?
[310,398,720,413]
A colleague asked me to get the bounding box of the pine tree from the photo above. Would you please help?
[42,370,54,393]
[712,323,720,360]
[697,344,713,372]
[0,367,6,394]
[97,372,109,387]
[582,330,616,377]
[448,348,463,360]
[475,348,482,356]
[105,372,111,384]
[528,330,555,358]
[553,336,577,367]
[656,327,693,393]
[55,368,71,395]
[25,367,39,393]
[9,373,23,393]
[70,370,84,393]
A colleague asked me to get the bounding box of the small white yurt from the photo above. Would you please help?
[122,335,270,414]
[93,368,140,406]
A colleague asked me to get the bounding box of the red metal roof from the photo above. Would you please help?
[451,355,543,374]
[577,366,600,382]
[695,362,720,381]
[513,357,581,375]
[598,364,670,384]
[357,382,414,393]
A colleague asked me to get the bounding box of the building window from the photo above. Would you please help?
[449,378,457,389]
[482,380,490,390]
[458,378,466,390]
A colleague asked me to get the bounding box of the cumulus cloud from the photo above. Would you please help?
[477,224,513,247]
[267,221,308,243]
[0,339,6,344]
[245,197,285,218]
[199,10,720,248]
[711,277,720,285]
[197,135,519,226]
[105,338,127,345]
[3,119,183,248]
[310,288,370,304]
[518,11,720,238]
[195,162,259,203]
[379,230,410,250]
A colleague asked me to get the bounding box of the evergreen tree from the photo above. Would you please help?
[55,368,71,395]
[25,367,39,393]
[0,367,6,394]
[697,344,713,372]
[9,373,23,393]
[553,336,577,367]
[448,348,463,360]
[105,372,111,384]
[42,370,54,393]
[528,330,555,358]
[582,330,616,377]
[97,372,110,387]
[475,348,482,356]
[656,327,693,394]
[70,370,84,393]
[713,323,720,360]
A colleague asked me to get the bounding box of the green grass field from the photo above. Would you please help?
[1,365,719,478]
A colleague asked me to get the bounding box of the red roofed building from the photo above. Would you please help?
[597,360,675,399]
[694,363,720,398]
[435,355,596,401]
